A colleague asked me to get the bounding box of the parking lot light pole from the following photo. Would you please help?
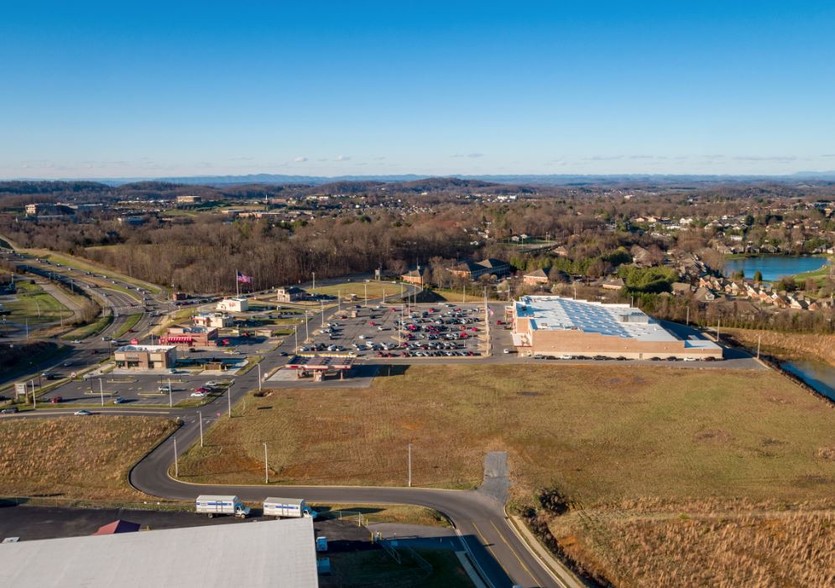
[227,388,231,418]
[173,437,179,478]
[364,281,369,307]
[408,443,412,487]
[304,311,309,342]
[321,299,325,328]
[294,325,298,352]
[338,289,341,312]
[99,378,104,406]
[198,411,203,447]
[168,377,172,408]
[257,363,262,391]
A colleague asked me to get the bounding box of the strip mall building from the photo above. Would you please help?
[509,296,722,360]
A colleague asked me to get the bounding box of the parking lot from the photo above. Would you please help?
[38,368,236,408]
[298,303,488,359]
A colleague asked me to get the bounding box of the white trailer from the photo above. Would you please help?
[263,497,318,519]
[195,495,251,518]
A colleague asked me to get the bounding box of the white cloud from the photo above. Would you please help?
[336,154,351,161]
[293,156,308,162]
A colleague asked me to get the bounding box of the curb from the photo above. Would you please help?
[504,511,587,588]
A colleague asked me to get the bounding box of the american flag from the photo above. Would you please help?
[236,271,253,284]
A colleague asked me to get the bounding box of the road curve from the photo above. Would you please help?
[129,420,562,588]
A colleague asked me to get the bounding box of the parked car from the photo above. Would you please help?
[2,406,19,414]
[50,396,63,404]
[113,396,126,404]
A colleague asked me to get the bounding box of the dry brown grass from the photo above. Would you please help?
[177,364,835,586]
[0,416,177,500]
[547,499,835,588]
[725,328,835,366]
[180,365,835,504]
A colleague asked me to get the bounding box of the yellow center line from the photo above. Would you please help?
[490,520,537,584]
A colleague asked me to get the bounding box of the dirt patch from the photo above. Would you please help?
[817,447,835,461]
[693,428,733,445]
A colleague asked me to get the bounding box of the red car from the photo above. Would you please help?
[50,396,63,404]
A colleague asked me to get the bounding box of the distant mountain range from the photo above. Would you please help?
[99,172,835,187]
[7,172,835,188]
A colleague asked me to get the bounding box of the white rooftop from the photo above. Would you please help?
[0,518,318,588]
[115,344,176,352]
[516,296,677,342]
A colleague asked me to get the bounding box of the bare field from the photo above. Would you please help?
[180,365,835,504]
[725,328,835,366]
[0,416,177,500]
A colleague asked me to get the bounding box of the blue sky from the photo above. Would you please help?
[2,1,834,179]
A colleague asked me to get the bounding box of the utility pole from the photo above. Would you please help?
[408,443,412,488]
[99,378,104,406]
[168,377,172,408]
[257,363,262,391]
[198,411,204,447]
[173,437,179,478]
[294,324,298,352]
[227,387,232,418]
[264,442,269,484]
[321,299,325,328]
[304,311,309,342]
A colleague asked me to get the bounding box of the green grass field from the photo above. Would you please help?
[2,281,73,325]
[313,281,405,302]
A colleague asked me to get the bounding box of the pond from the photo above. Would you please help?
[724,256,829,282]
[781,359,835,402]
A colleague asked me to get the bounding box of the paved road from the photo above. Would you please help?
[130,426,559,588]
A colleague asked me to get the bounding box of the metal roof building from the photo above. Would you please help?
[0,518,318,588]
[510,295,722,360]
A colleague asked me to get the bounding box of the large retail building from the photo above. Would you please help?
[509,296,722,360]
